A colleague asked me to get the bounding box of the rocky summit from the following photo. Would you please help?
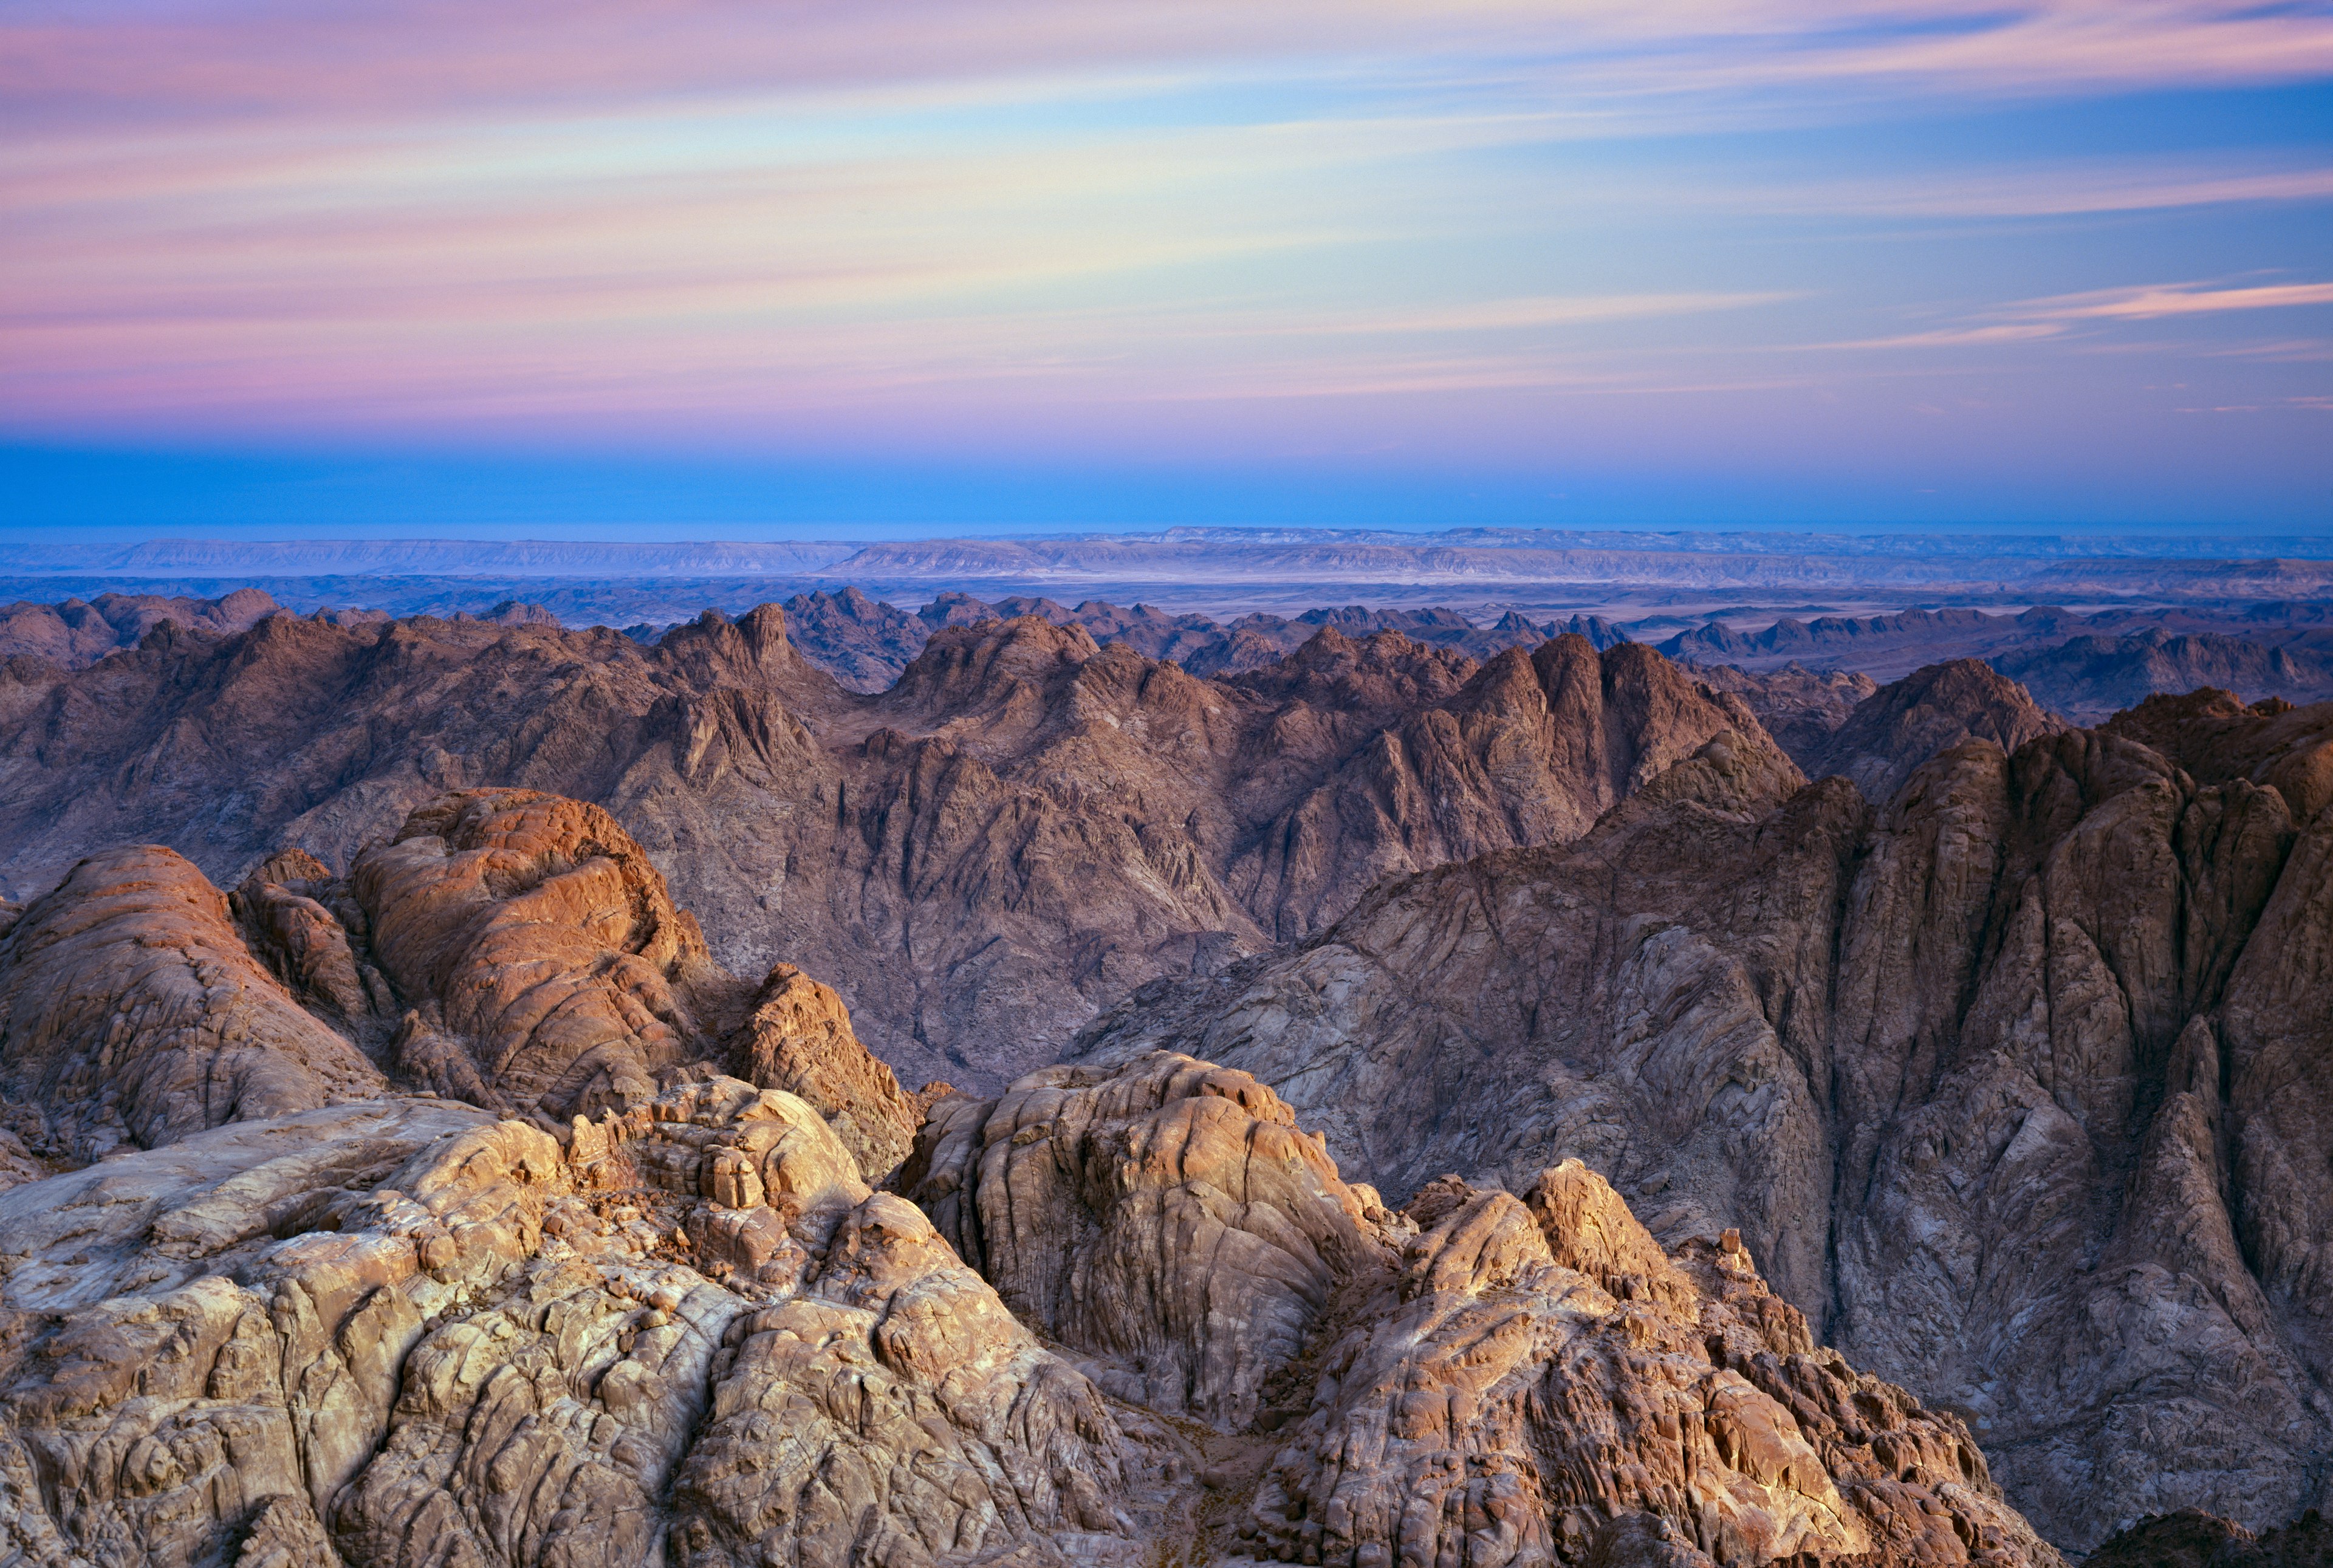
[0,784,2060,1568]
[0,595,2326,1567]
[1075,688,2333,1552]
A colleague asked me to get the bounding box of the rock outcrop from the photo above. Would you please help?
[1688,662,1877,767]
[1698,660,2062,802]
[766,589,1628,692]
[231,846,397,1029]
[349,789,747,1120]
[902,1050,2058,1567]
[2081,1507,2331,1568]
[0,844,386,1165]
[2,786,919,1187]
[0,588,280,670]
[727,961,917,1182]
[0,1077,1177,1568]
[0,1023,2060,1568]
[1799,659,2064,801]
[0,605,1770,1087]
[906,1053,1379,1429]
[1997,631,2333,722]
[1075,694,2333,1551]
[1239,1163,2046,1568]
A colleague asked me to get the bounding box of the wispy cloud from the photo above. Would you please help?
[1745,162,2333,219]
[1823,323,2069,349]
[10,2,2333,128]
[1821,278,2333,353]
[2,0,2329,493]
[2007,280,2333,320]
[1272,293,1800,337]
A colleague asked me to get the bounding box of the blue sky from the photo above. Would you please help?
[3,1,2329,535]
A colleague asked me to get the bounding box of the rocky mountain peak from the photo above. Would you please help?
[1074,692,2333,1550]
[650,603,832,700]
[882,611,1101,713]
[1803,657,2065,801]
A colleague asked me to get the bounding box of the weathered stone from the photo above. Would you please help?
[906,1050,2060,1567]
[727,962,917,1183]
[905,1052,1382,1429]
[1,1077,1177,1568]
[1075,695,2333,1551]
[0,845,386,1165]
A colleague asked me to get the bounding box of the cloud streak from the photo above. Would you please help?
[11,1,2333,129]
[0,0,2328,527]
[2011,280,2333,320]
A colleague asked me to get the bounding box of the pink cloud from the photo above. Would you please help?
[2016,281,2333,319]
[10,2,2333,132]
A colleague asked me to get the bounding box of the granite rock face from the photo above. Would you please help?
[1699,659,2060,801]
[769,588,1630,692]
[1239,1164,2046,1568]
[0,844,386,1166]
[348,789,748,1120]
[2080,1507,2331,1568]
[1798,659,2065,801]
[905,1052,1380,1429]
[1,786,918,1183]
[1997,631,2333,723]
[726,960,917,1183]
[1075,693,2333,1551]
[0,588,281,670]
[0,606,1769,1087]
[902,1052,2058,1568]
[0,1078,1176,1568]
[0,758,2072,1568]
[0,589,2309,1564]
[1,1044,2054,1568]
[1687,662,1877,767]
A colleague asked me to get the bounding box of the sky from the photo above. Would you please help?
[4,1,2331,534]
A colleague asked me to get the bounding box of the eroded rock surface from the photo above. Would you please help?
[2,788,925,1194]
[1998,631,2333,723]
[349,789,747,1120]
[1800,659,2064,801]
[1076,694,2333,1550]
[0,605,1773,1087]
[1688,662,1877,767]
[905,1052,1381,1429]
[770,588,1629,692]
[1236,1164,2048,1568]
[727,961,917,1183]
[0,844,385,1165]
[0,588,280,670]
[903,1051,2058,1568]
[2080,1507,2331,1568]
[0,1077,1178,1568]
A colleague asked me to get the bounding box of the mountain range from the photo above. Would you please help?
[0,580,2328,1566]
